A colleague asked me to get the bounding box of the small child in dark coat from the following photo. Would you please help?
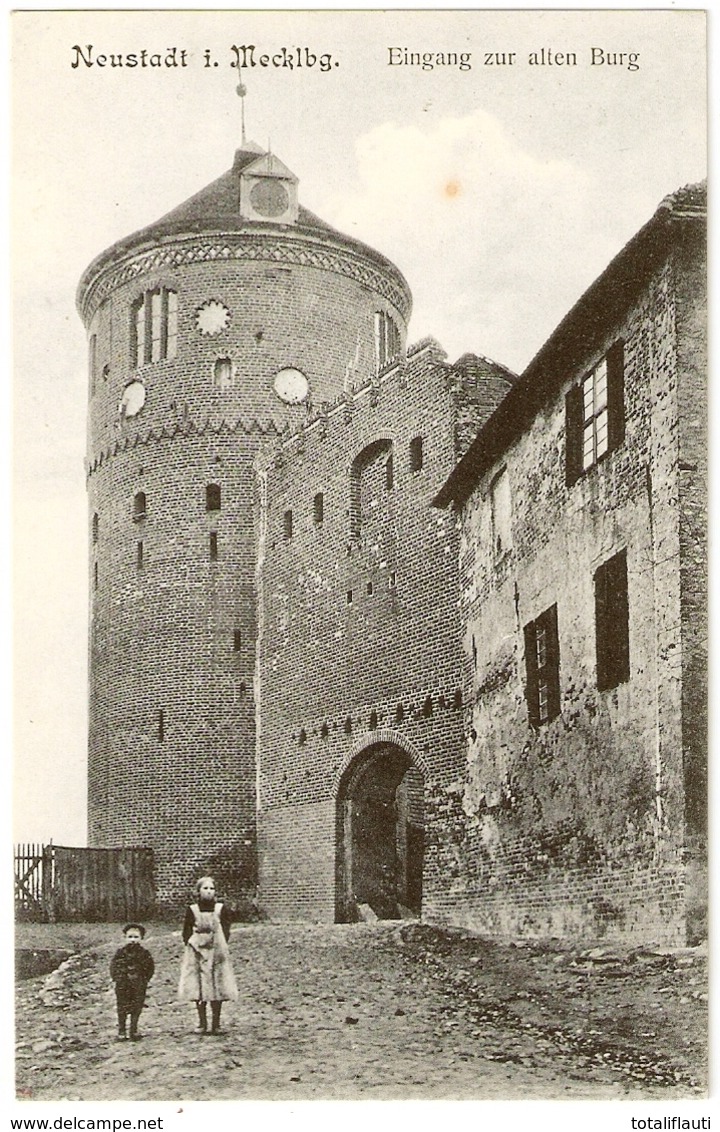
[110,923,155,1041]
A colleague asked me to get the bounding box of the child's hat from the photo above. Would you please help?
[123,922,146,938]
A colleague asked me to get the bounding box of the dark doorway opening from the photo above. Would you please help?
[336,743,424,922]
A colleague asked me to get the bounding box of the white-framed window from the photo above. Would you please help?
[566,341,625,483]
[374,311,401,372]
[132,288,178,366]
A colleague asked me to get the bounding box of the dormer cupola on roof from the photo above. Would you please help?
[237,148,299,225]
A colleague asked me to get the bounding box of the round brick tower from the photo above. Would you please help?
[78,141,412,909]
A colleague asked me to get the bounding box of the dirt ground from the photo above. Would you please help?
[15,920,707,1102]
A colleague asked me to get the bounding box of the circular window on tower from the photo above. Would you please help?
[273,368,309,404]
[250,179,290,218]
[119,381,146,419]
[196,300,231,336]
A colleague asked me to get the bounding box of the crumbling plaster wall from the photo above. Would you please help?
[446,261,689,944]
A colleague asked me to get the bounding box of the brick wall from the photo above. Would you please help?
[256,341,513,920]
[83,221,411,911]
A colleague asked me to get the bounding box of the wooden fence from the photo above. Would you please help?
[14,842,46,918]
[14,844,155,922]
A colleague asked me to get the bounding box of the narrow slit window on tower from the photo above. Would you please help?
[137,540,144,570]
[157,710,165,743]
[313,492,324,525]
[209,531,218,561]
[166,290,178,359]
[92,512,99,545]
[133,491,147,522]
[133,298,145,367]
[233,630,242,652]
[206,483,221,512]
[150,290,163,362]
[346,589,353,605]
[94,561,98,591]
[385,452,394,491]
[409,436,424,473]
[366,581,373,596]
[213,357,233,389]
[283,510,293,540]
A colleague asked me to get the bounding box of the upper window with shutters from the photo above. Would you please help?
[565,341,625,485]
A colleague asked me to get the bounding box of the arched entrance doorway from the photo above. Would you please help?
[336,742,424,922]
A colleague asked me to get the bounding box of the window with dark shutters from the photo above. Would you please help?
[595,550,630,690]
[524,604,561,727]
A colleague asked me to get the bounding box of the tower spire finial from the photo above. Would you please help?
[236,68,247,145]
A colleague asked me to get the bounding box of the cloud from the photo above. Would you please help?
[325,110,618,372]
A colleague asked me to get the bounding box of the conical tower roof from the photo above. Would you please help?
[77,143,412,321]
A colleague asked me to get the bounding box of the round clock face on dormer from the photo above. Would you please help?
[196,300,231,336]
[120,381,146,418]
[250,179,290,218]
[273,368,309,404]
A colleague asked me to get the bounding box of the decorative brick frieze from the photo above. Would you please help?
[79,231,413,327]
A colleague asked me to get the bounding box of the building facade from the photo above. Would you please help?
[79,135,705,943]
[433,183,706,945]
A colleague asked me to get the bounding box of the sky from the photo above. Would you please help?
[11,8,707,846]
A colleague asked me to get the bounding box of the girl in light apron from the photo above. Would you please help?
[178,876,238,1034]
